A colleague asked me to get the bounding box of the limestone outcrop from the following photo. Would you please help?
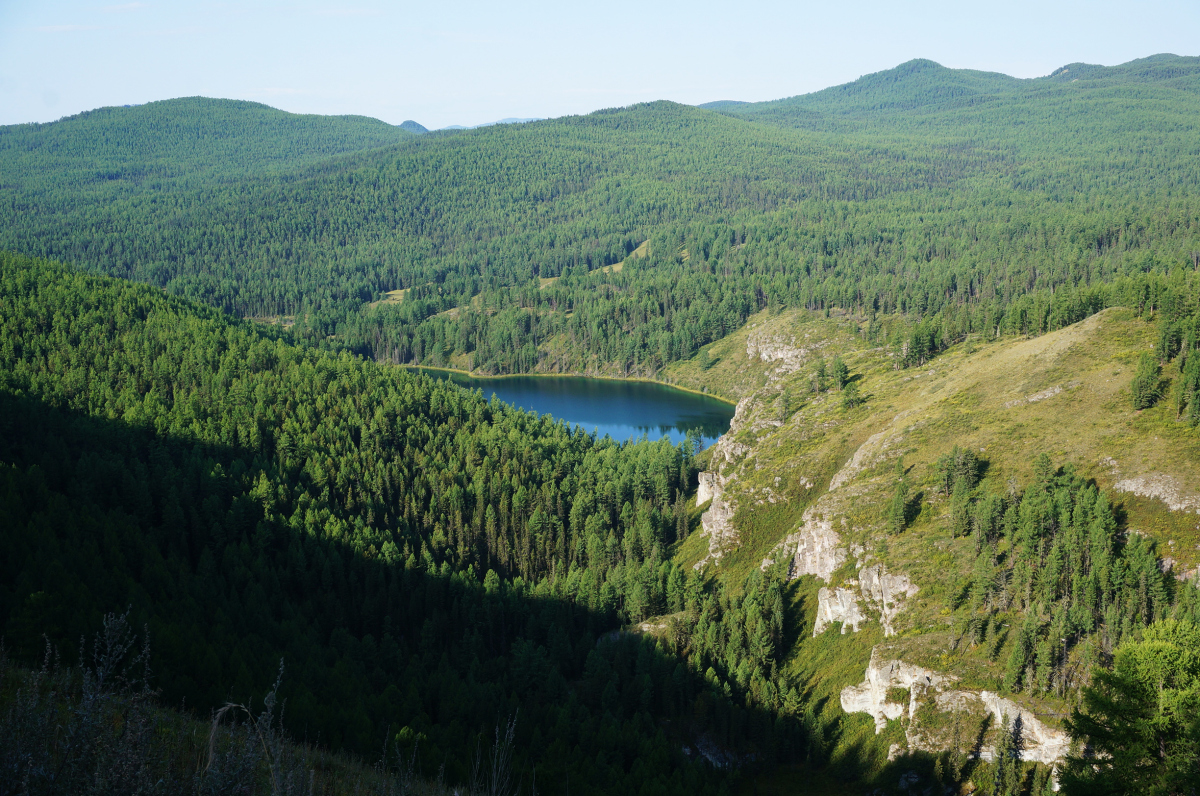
[813,587,866,636]
[708,398,752,469]
[842,648,1072,768]
[767,509,917,637]
[783,509,845,581]
[1113,472,1200,514]
[697,471,725,506]
[978,691,1071,766]
[840,649,953,732]
[1003,384,1064,409]
[695,489,737,570]
[694,395,752,569]
[859,565,919,637]
[745,332,828,380]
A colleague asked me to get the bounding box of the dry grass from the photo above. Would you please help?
[667,305,1200,782]
[365,288,409,310]
[673,306,1200,571]
[599,240,648,274]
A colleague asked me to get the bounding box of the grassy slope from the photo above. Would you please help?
[670,306,1200,560]
[665,307,1200,784]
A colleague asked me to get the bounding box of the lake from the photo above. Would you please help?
[416,370,735,448]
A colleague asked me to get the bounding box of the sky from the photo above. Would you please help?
[2,0,1198,129]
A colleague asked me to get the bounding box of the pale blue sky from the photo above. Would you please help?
[2,1,1198,129]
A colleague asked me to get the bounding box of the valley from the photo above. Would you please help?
[3,53,1200,796]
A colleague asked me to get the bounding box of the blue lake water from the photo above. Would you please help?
[415,370,735,448]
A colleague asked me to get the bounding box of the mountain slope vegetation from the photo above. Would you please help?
[662,300,1200,793]
[0,251,816,794]
[2,57,1198,378]
[4,53,1200,794]
[0,97,414,192]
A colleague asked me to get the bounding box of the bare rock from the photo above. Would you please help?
[859,565,919,637]
[783,509,846,581]
[979,691,1071,766]
[708,397,753,465]
[1113,472,1200,514]
[842,649,1072,768]
[697,471,726,506]
[745,332,828,379]
[694,491,738,570]
[840,648,954,732]
[1003,384,1064,409]
[813,587,867,636]
[694,397,755,569]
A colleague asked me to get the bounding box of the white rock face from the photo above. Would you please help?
[840,649,953,732]
[693,396,753,570]
[979,691,1072,766]
[695,491,738,569]
[859,565,920,637]
[697,471,725,506]
[841,649,1072,768]
[1003,384,1063,409]
[745,332,828,379]
[783,509,846,581]
[813,587,867,636]
[708,398,753,468]
[1113,472,1200,514]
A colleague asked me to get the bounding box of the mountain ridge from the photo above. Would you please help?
[708,53,1200,131]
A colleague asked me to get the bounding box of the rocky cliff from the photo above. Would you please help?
[812,586,866,636]
[840,648,952,733]
[858,564,920,637]
[665,306,1200,783]
[781,508,845,581]
[745,330,829,381]
[695,398,753,569]
[841,648,1072,768]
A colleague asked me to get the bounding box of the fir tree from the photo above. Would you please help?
[1131,351,1160,410]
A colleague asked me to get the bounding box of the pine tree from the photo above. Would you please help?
[950,479,972,537]
[831,356,849,390]
[841,381,863,409]
[1130,351,1160,410]
[1062,620,1200,795]
[887,479,909,535]
[993,713,1020,796]
[969,548,993,613]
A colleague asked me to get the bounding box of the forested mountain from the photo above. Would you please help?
[2,56,1198,378]
[717,54,1200,129]
[0,251,806,794]
[6,250,1200,794]
[4,53,1200,794]
[0,97,414,194]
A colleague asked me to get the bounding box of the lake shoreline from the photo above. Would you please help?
[400,364,739,407]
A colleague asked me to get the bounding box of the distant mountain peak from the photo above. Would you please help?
[399,120,428,134]
[438,117,544,131]
[697,100,749,110]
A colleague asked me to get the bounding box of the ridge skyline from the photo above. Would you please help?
[13,51,1195,134]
